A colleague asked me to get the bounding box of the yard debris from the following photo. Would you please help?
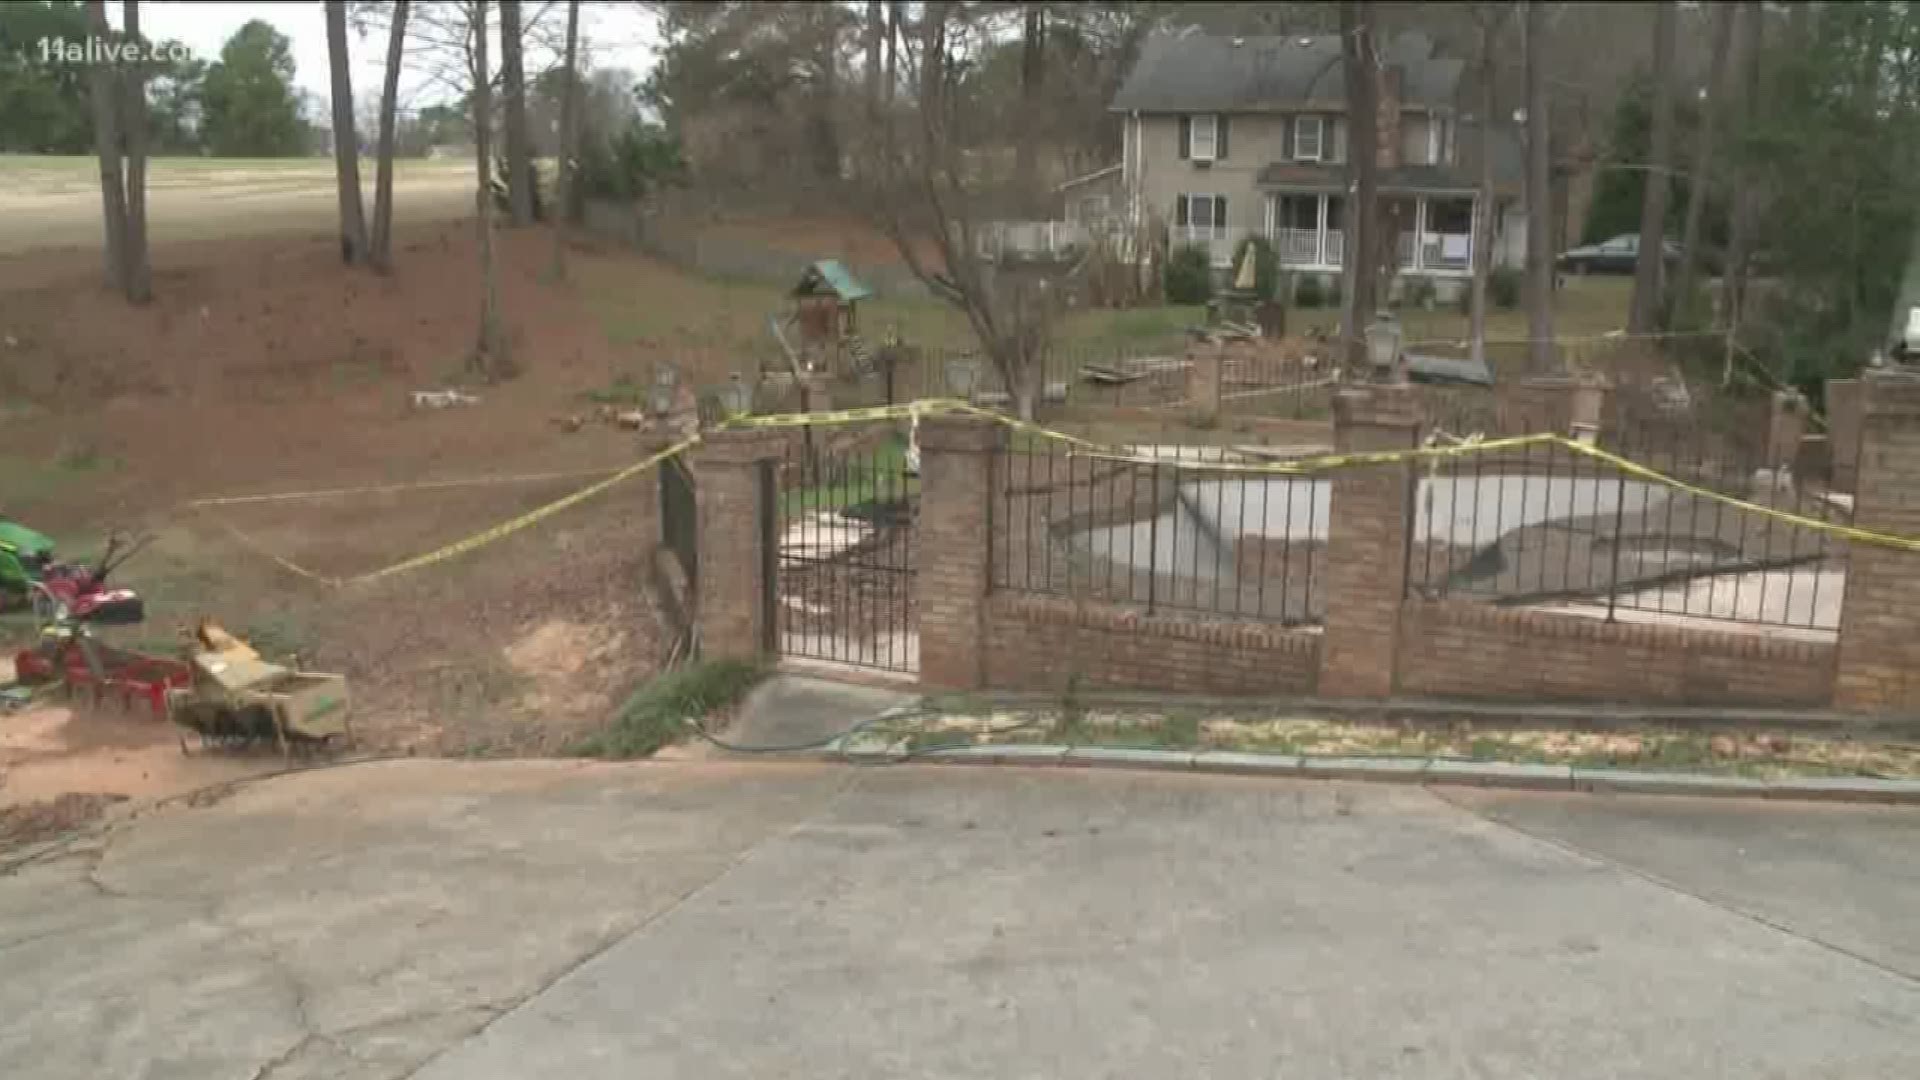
[411,389,480,410]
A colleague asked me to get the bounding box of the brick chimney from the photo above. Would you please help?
[1376,65,1402,169]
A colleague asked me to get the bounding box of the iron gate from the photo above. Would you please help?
[660,455,698,588]
[770,430,919,673]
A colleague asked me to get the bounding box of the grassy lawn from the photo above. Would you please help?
[780,434,917,515]
[857,705,1920,780]
[577,244,1632,389]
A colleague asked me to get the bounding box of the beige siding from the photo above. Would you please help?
[1136,113,1278,236]
[1400,113,1434,166]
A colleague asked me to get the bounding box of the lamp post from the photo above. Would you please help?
[1364,312,1404,384]
[648,362,680,419]
[717,372,753,419]
[944,356,982,402]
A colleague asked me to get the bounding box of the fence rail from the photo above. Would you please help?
[994,442,1324,624]
[1407,429,1850,632]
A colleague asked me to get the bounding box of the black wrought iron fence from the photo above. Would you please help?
[993,441,1324,624]
[774,430,919,672]
[660,456,698,588]
[1406,429,1850,631]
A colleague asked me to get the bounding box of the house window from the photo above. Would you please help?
[1176,194,1228,235]
[1188,113,1218,160]
[1293,115,1324,162]
[1330,117,1347,163]
[1079,194,1110,223]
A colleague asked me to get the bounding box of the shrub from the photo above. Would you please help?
[1489,267,1522,310]
[568,659,767,758]
[1402,276,1437,309]
[1164,243,1213,305]
[1229,235,1281,301]
[1294,274,1326,309]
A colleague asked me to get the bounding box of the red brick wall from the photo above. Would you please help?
[983,594,1321,696]
[1834,373,1920,712]
[1398,600,1835,707]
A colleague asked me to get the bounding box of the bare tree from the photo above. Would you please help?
[550,0,580,280]
[1340,0,1381,370]
[326,0,371,263]
[120,0,150,303]
[370,0,410,271]
[886,0,900,104]
[1523,0,1556,372]
[1673,0,1734,323]
[865,0,883,117]
[1468,3,1507,366]
[500,0,535,224]
[867,0,1067,420]
[84,0,128,295]
[1721,0,1763,368]
[472,0,508,374]
[1014,5,1045,215]
[1628,0,1677,333]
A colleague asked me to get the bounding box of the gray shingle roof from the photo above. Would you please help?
[1109,30,1462,113]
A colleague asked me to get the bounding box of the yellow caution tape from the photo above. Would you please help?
[350,436,703,584]
[185,468,626,509]
[201,435,704,589]
[199,394,1920,590]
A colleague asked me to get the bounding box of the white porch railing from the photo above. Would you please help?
[1421,234,1472,271]
[976,220,1100,262]
[1276,228,1320,265]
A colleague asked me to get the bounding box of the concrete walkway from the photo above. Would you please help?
[2,760,1916,1079]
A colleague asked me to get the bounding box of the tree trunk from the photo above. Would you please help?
[84,0,128,295]
[472,0,506,375]
[371,0,410,272]
[1340,1,1379,371]
[812,7,842,186]
[1722,0,1764,373]
[1015,5,1044,215]
[920,2,947,118]
[120,0,150,303]
[886,1,900,106]
[1469,10,1499,366]
[500,0,534,226]
[1673,0,1734,325]
[550,0,580,280]
[865,0,883,118]
[1523,0,1556,373]
[1628,0,1677,334]
[325,0,369,264]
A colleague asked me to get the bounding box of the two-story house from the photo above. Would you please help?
[1110,29,1525,301]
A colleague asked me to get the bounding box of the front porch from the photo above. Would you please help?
[1266,192,1476,276]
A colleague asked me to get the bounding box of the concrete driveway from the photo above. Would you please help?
[1,760,1916,1079]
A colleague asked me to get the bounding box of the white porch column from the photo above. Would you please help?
[1413,196,1427,272]
[1316,194,1329,266]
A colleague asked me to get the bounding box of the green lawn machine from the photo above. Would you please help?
[0,519,57,606]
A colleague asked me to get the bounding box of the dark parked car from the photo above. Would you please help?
[1556,233,1682,275]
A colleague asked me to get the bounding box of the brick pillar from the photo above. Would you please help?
[691,428,788,662]
[915,415,1006,689]
[1318,384,1422,698]
[1834,370,1920,713]
[1826,378,1864,492]
[1765,390,1809,472]
[1569,373,1613,442]
[1185,343,1223,420]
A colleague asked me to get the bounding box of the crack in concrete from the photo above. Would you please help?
[1425,786,1920,987]
[397,768,868,1079]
